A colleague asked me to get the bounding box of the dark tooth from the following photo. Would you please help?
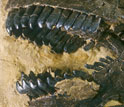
[72,13,87,30]
[66,38,85,53]
[28,26,42,41]
[85,64,94,69]
[55,77,63,81]
[64,73,73,79]
[29,81,44,96]
[22,27,33,38]
[93,66,103,71]
[64,35,78,52]
[29,6,44,29]
[21,6,36,28]
[88,16,101,33]
[45,28,59,44]
[29,71,37,82]
[84,40,95,51]
[46,8,62,29]
[16,81,27,94]
[21,15,29,27]
[37,72,51,81]
[14,8,25,30]
[99,58,110,64]
[34,28,49,46]
[64,11,79,30]
[29,80,37,89]
[22,79,31,91]
[29,16,38,29]
[47,77,56,88]
[53,31,66,46]
[50,30,66,46]
[86,63,104,71]
[21,72,30,82]
[81,15,93,33]
[53,34,70,53]
[37,78,48,92]
[42,29,51,45]
[54,69,63,77]
[94,62,106,68]
[73,70,86,77]
[38,7,53,28]
[85,63,103,71]
[106,56,114,62]
[6,9,18,35]
[12,27,23,38]
[56,10,71,28]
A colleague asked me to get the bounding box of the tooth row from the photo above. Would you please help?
[16,71,57,98]
[6,5,101,35]
[16,70,91,98]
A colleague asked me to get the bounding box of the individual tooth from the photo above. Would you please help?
[72,70,91,80]
[93,66,103,71]
[22,79,31,91]
[45,28,59,44]
[29,6,44,29]
[13,8,25,37]
[22,27,33,38]
[29,71,37,82]
[53,34,70,53]
[64,73,73,79]
[64,11,79,30]
[66,38,85,53]
[38,6,53,28]
[72,13,86,30]
[83,40,95,51]
[34,28,49,45]
[29,80,37,89]
[94,62,106,68]
[50,31,66,46]
[88,16,101,33]
[37,78,48,91]
[47,77,56,88]
[99,58,110,64]
[16,81,27,94]
[21,72,29,82]
[28,26,41,41]
[72,70,84,77]
[53,31,66,46]
[6,9,18,35]
[21,6,36,28]
[29,15,38,29]
[56,10,71,28]
[14,8,25,29]
[86,62,103,71]
[55,77,63,81]
[29,80,45,96]
[85,64,94,69]
[64,36,78,52]
[106,56,114,62]
[81,15,93,33]
[46,8,62,29]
